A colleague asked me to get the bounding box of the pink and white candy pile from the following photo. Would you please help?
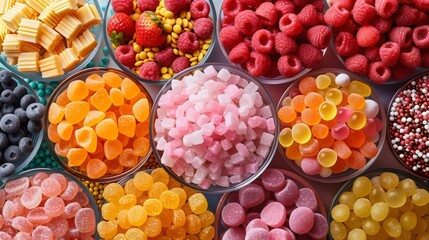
[0,172,96,240]
[219,169,328,240]
[153,65,276,189]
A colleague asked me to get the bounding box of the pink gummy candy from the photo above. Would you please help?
[30,172,49,186]
[49,174,67,192]
[5,177,29,195]
[222,202,246,227]
[27,207,51,225]
[44,197,65,217]
[60,181,79,201]
[239,183,265,208]
[222,226,246,240]
[268,228,296,240]
[274,179,299,206]
[74,208,96,234]
[0,189,6,207]
[300,158,322,175]
[12,197,25,216]
[243,212,260,228]
[2,200,15,219]
[0,232,12,240]
[245,218,269,233]
[289,207,314,235]
[47,216,69,238]
[41,178,62,197]
[64,202,82,219]
[73,191,90,207]
[245,228,269,240]
[335,107,351,122]
[307,213,328,239]
[32,226,53,240]
[11,216,33,233]
[261,169,286,192]
[261,202,287,228]
[20,186,42,209]
[13,232,31,240]
[295,188,318,212]
[331,123,350,140]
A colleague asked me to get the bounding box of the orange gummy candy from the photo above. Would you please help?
[57,122,73,141]
[87,158,107,179]
[331,157,349,174]
[105,158,124,174]
[56,90,71,107]
[64,101,90,125]
[333,140,352,159]
[118,115,136,138]
[278,106,296,124]
[318,134,335,148]
[104,139,123,160]
[95,118,119,140]
[359,141,378,158]
[110,88,125,106]
[83,111,106,127]
[67,148,88,167]
[130,92,147,106]
[75,126,98,153]
[119,104,133,116]
[304,92,324,110]
[102,72,122,88]
[135,121,149,138]
[132,98,150,123]
[290,95,306,113]
[311,124,329,139]
[285,142,303,161]
[346,130,366,148]
[345,150,366,170]
[299,77,317,95]
[119,148,138,168]
[118,134,130,146]
[105,111,118,124]
[90,88,112,112]
[133,137,150,157]
[48,103,64,124]
[90,140,105,160]
[48,124,60,143]
[67,80,89,101]
[55,139,75,157]
[121,78,140,100]
[85,74,105,91]
[299,139,319,157]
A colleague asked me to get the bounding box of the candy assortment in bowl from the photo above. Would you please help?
[150,63,279,193]
[325,0,429,84]
[0,0,103,82]
[329,169,429,239]
[104,0,216,84]
[217,0,331,84]
[277,68,386,183]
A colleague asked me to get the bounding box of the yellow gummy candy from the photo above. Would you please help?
[125,228,147,240]
[117,209,132,229]
[143,198,163,216]
[188,193,208,215]
[127,205,147,226]
[57,122,73,141]
[132,98,150,122]
[151,168,170,185]
[148,182,168,199]
[124,179,143,198]
[101,202,119,220]
[141,216,162,237]
[160,190,180,209]
[173,209,186,227]
[118,194,137,210]
[170,188,187,208]
[74,126,97,153]
[133,171,154,191]
[110,88,125,106]
[97,220,118,239]
[103,183,125,204]
[185,214,202,234]
[83,111,106,127]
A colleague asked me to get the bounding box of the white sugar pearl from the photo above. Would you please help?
[335,73,350,87]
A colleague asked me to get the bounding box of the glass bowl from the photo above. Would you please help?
[1,168,100,239]
[149,63,280,193]
[215,168,328,240]
[387,72,429,180]
[328,168,429,240]
[103,0,217,85]
[43,68,153,183]
[0,0,103,82]
[277,68,387,183]
[0,71,43,182]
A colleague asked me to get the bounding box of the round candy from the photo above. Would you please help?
[260,202,287,228]
[222,203,246,227]
[289,207,314,234]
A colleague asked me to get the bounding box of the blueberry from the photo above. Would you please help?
[27,120,42,134]
[0,152,3,162]
[13,85,28,99]
[0,163,15,178]
[0,114,20,133]
[20,94,36,110]
[0,70,12,84]
[2,80,17,91]
[1,89,16,104]
[4,145,21,162]
[18,137,34,154]
[1,104,15,115]
[8,129,25,145]
[0,132,8,149]
[26,103,45,121]
[14,108,28,122]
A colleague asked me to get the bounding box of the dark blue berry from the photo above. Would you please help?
[13,85,28,99]
[27,120,42,134]
[19,137,34,154]
[1,90,16,104]
[26,103,45,121]
[1,104,15,115]
[4,145,21,162]
[0,132,8,149]
[8,129,25,145]
[20,94,36,110]
[0,70,12,84]
[0,114,20,133]
[14,108,28,122]
[0,163,15,178]
[2,80,17,91]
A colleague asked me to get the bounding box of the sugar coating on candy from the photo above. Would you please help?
[261,169,286,192]
[222,202,246,227]
[275,179,299,206]
[289,207,314,234]
[239,183,266,208]
[260,202,287,228]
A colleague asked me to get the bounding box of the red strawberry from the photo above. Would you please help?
[107,13,135,46]
[135,11,167,47]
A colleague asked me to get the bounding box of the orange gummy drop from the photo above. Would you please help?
[95,118,119,140]
[105,158,124,174]
[87,158,107,179]
[278,106,296,124]
[304,92,324,110]
[90,88,112,112]
[48,124,60,143]
[346,130,366,148]
[285,142,303,161]
[299,138,320,157]
[105,111,118,124]
[90,140,105,160]
[85,74,105,91]
[118,134,130,146]
[67,148,88,167]
[333,140,352,159]
[359,141,378,158]
[118,115,136,138]
[57,122,73,141]
[299,77,317,95]
[48,103,64,124]
[347,93,366,110]
[345,150,366,170]
[102,72,122,88]
[121,78,140,100]
[318,134,335,148]
[290,95,306,113]
[133,137,150,157]
[119,104,133,116]
[331,157,349,174]
[135,121,149,138]
[130,92,147,106]
[75,126,98,153]
[104,139,123,160]
[132,98,150,123]
[301,108,321,126]
[67,80,89,101]
[64,101,90,125]
[83,111,106,127]
[55,139,74,157]
[119,148,139,168]
[311,124,329,139]
[56,90,71,107]
[110,88,125,106]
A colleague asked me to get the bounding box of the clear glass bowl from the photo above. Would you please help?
[0,71,43,182]
[149,63,280,193]
[43,68,153,183]
[387,72,429,180]
[328,168,429,240]
[278,68,387,183]
[1,168,100,239]
[0,0,103,82]
[103,0,217,85]
[215,168,328,240]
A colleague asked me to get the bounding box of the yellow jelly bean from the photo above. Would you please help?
[291,123,311,144]
[315,74,331,89]
[188,193,208,215]
[347,111,367,130]
[349,81,371,97]
[319,101,337,121]
[279,128,294,148]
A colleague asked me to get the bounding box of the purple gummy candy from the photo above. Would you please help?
[239,183,265,208]
[222,227,246,240]
[295,188,318,212]
[246,218,269,233]
[307,213,328,239]
[289,207,314,235]
[261,169,286,192]
[245,228,269,240]
[261,202,287,228]
[274,179,299,206]
[243,212,261,229]
[222,202,246,227]
[268,228,296,240]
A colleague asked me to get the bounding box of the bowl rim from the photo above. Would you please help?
[42,67,153,183]
[214,168,328,240]
[102,0,217,85]
[149,62,280,194]
[387,71,429,180]
[277,68,387,183]
[0,0,103,82]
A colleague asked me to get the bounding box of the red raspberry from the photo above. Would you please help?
[335,31,359,57]
[177,32,200,53]
[228,43,250,64]
[277,54,302,77]
[316,12,326,25]
[193,18,213,39]
[274,0,295,15]
[222,0,246,18]
[309,0,325,12]
[165,0,189,14]
[412,25,429,48]
[292,0,309,8]
[364,46,380,62]
[221,16,234,27]
[324,5,350,28]
[394,5,419,26]
[306,25,332,49]
[344,54,369,74]
[264,58,280,78]
[421,50,429,68]
[399,46,421,68]
[114,45,136,67]
[240,0,263,7]
[234,10,261,36]
[155,47,176,67]
[391,63,415,80]
[379,41,400,66]
[255,2,278,26]
[279,14,304,37]
[246,52,271,77]
[137,0,158,12]
[414,0,429,12]
[388,26,413,49]
[375,0,398,18]
[171,56,190,73]
[220,26,243,51]
[369,16,393,33]
[296,43,323,68]
[356,25,380,47]
[417,11,429,25]
[139,62,160,81]
[334,19,358,34]
[351,0,377,25]
[331,0,355,10]
[275,32,297,55]
[368,61,391,83]
[112,0,134,14]
[190,0,210,19]
[251,29,275,54]
[298,5,318,26]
